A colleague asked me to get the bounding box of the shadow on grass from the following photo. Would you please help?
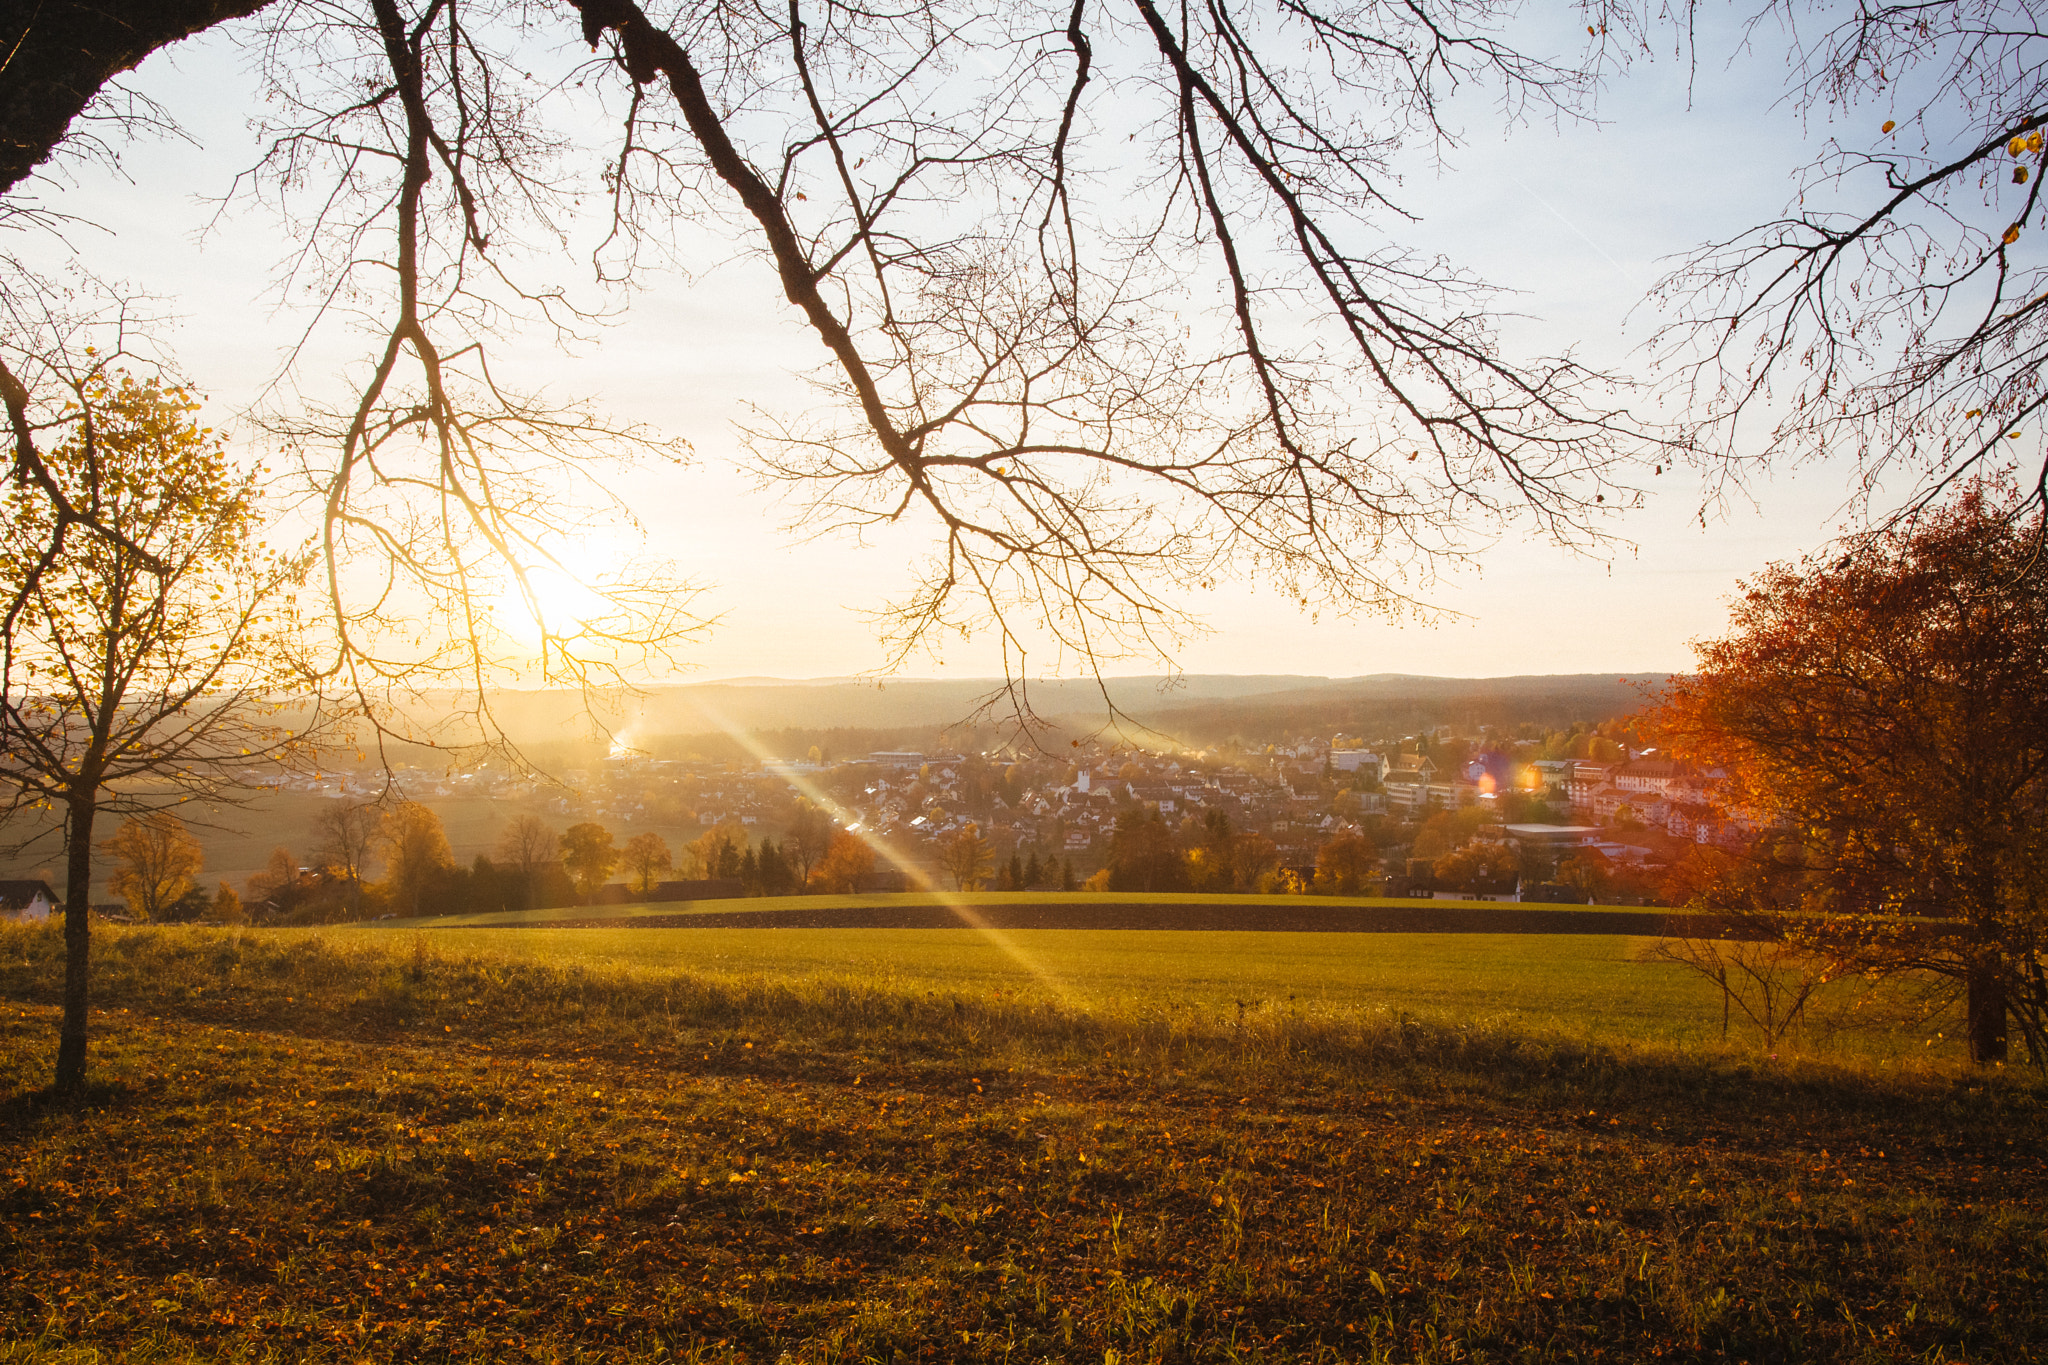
[0,1077,144,1123]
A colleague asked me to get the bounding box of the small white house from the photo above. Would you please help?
[0,880,57,922]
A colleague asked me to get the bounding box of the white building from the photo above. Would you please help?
[0,881,56,922]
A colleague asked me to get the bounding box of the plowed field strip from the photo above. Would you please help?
[488,901,1684,934]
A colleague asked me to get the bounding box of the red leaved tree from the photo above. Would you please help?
[1656,485,2048,1064]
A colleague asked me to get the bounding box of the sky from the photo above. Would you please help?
[18,6,1886,684]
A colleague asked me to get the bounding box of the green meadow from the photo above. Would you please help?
[366,887,1947,1064]
[338,922,1938,1059]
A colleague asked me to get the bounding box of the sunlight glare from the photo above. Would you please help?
[500,563,613,646]
[687,696,1079,1004]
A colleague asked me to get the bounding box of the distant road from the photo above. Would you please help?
[469,899,1689,936]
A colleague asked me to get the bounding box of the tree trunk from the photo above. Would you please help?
[1967,946,2009,1065]
[53,789,97,1094]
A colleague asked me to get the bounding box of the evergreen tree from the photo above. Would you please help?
[1106,809,1190,892]
[1007,852,1024,891]
[1060,859,1076,892]
[758,839,791,896]
[739,845,760,894]
[1024,851,1042,889]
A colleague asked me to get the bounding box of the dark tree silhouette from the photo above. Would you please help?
[1652,0,2048,525]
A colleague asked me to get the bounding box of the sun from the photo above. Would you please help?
[499,563,613,643]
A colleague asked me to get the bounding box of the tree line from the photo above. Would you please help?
[936,809,1384,897]
[85,799,898,924]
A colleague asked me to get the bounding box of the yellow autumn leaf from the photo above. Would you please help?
[2005,224,2022,245]
[1882,120,1896,134]
[2031,133,2045,154]
[2018,167,2032,184]
[1967,408,1984,418]
[2011,431,2024,439]
[2012,137,2028,157]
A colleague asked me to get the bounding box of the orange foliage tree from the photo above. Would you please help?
[1656,486,2048,1065]
[1313,833,1379,895]
[811,831,877,894]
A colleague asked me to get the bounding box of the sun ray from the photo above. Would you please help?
[683,697,1078,1004]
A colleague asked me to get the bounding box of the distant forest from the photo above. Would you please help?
[1136,674,1666,750]
[422,673,1668,765]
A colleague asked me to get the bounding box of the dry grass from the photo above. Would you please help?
[2,923,2044,1363]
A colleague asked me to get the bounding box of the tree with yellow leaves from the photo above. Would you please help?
[379,801,454,917]
[102,812,205,922]
[0,370,322,1093]
[620,831,673,894]
[559,822,619,904]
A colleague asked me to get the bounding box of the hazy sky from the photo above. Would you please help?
[24,8,1883,682]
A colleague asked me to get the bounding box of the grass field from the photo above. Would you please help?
[340,922,1936,1059]
[3,922,2040,1363]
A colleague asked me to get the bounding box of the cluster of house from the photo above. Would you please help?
[845,747,1366,868]
[0,735,1759,917]
[1380,751,1737,844]
[560,741,1739,867]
